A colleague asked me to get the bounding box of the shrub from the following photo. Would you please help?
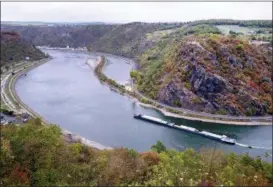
[216,109,228,115]
[243,68,254,77]
[126,148,138,159]
[236,44,244,50]
[1,120,272,186]
[191,97,202,104]
[167,108,180,114]
[260,82,272,93]
[140,152,160,166]
[184,82,192,90]
[149,91,157,99]
[140,98,151,104]
[180,71,189,81]
[246,106,257,116]
[172,99,182,107]
[229,30,237,35]
[151,141,166,153]
[130,70,139,79]
[248,81,260,91]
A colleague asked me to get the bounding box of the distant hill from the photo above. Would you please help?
[1,31,46,66]
[1,19,271,58]
[1,24,117,48]
[0,22,184,57]
[91,22,173,57]
[1,21,110,26]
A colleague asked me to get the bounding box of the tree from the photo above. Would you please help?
[130,70,139,79]
[130,70,142,85]
[4,120,62,186]
[151,141,166,153]
[229,30,237,35]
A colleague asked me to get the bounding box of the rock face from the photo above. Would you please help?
[190,66,228,94]
[139,35,273,116]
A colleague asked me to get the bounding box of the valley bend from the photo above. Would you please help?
[1,1,272,186]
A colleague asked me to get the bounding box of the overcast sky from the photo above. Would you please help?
[1,2,272,23]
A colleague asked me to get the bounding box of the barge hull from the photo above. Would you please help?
[134,114,235,145]
[173,125,235,145]
[134,115,171,127]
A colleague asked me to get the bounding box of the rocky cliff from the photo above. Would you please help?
[137,35,272,116]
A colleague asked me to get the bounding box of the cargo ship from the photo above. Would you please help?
[133,114,236,145]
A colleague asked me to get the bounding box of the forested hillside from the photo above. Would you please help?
[1,22,182,58]
[1,24,116,48]
[90,22,166,57]
[2,19,271,58]
[186,19,272,28]
[1,119,272,186]
[1,32,46,66]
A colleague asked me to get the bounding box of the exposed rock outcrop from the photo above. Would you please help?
[139,35,272,116]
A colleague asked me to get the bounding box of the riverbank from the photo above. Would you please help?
[3,56,112,150]
[91,56,272,126]
[138,102,272,126]
[1,59,51,114]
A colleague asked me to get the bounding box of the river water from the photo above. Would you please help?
[15,49,272,161]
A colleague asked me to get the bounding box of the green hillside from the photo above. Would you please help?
[1,32,46,66]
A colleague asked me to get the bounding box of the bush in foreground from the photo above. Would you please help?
[1,119,272,186]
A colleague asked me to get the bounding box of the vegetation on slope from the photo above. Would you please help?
[187,19,272,28]
[134,31,272,116]
[91,22,180,58]
[1,32,47,66]
[94,56,155,107]
[173,24,221,37]
[2,19,271,58]
[1,22,179,58]
[94,56,126,91]
[1,119,272,186]
[1,24,116,48]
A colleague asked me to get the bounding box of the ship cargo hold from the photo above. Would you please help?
[133,114,236,145]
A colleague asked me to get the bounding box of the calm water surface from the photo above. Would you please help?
[15,49,272,161]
